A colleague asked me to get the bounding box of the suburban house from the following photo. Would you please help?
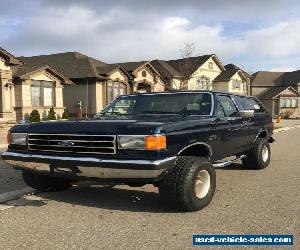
[19,52,130,116]
[1,47,72,121]
[19,53,168,116]
[150,55,249,95]
[251,71,300,117]
[1,48,252,122]
[109,61,166,93]
[12,64,73,121]
[0,47,72,144]
[0,48,23,120]
[214,64,250,95]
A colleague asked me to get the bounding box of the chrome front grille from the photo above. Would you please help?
[27,134,116,155]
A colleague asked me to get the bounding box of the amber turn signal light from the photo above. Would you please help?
[145,135,167,150]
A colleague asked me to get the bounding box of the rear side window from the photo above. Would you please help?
[217,95,239,117]
[237,97,265,113]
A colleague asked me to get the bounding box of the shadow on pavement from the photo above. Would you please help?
[14,163,253,211]
[29,185,178,213]
[215,163,246,171]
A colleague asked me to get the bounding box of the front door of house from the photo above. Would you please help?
[273,99,280,117]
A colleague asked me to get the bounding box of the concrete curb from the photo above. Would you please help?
[0,187,37,203]
[274,125,300,134]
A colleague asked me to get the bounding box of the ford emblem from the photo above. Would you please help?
[59,140,75,147]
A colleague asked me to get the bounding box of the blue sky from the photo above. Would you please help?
[1,0,300,73]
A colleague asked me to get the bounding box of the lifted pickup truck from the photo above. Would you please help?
[1,91,274,211]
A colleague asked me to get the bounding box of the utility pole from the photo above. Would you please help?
[85,79,89,118]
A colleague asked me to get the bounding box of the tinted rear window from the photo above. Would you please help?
[235,96,266,113]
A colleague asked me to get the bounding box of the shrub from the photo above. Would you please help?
[47,107,56,120]
[29,110,41,122]
[62,109,69,119]
[280,109,295,119]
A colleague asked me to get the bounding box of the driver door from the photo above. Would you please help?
[215,94,249,158]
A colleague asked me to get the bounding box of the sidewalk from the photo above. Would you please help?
[0,147,27,195]
[273,118,300,129]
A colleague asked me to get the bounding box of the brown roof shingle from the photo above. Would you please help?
[109,61,147,72]
[258,86,299,99]
[12,64,73,85]
[167,55,213,77]
[214,64,249,82]
[251,71,286,87]
[19,52,107,79]
[0,47,23,66]
[150,60,180,79]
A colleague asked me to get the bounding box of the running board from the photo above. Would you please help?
[213,155,246,168]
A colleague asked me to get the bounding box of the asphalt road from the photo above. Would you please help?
[0,129,299,250]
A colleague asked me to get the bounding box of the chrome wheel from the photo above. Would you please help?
[262,145,269,162]
[195,170,210,199]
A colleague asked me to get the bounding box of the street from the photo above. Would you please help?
[0,128,299,250]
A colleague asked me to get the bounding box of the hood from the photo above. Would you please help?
[10,115,214,135]
[24,116,182,135]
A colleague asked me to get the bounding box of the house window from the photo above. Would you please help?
[30,80,55,107]
[142,70,147,77]
[281,98,298,108]
[108,82,127,103]
[208,62,214,69]
[232,80,241,90]
[195,76,210,90]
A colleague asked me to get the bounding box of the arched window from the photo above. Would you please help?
[107,82,127,103]
[142,70,147,77]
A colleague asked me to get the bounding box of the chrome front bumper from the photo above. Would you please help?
[1,151,176,180]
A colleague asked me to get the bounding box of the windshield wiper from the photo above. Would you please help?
[136,111,184,116]
[98,111,132,116]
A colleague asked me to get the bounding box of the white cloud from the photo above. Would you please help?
[162,17,190,30]
[1,3,300,72]
[269,67,296,72]
[2,6,247,63]
[245,20,300,58]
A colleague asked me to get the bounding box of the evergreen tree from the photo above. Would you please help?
[29,110,41,122]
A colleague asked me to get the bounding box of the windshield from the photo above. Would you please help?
[100,92,213,117]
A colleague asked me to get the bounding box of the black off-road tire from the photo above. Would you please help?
[22,171,73,191]
[159,156,216,212]
[242,138,271,169]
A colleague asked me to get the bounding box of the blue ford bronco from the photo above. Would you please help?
[1,91,274,211]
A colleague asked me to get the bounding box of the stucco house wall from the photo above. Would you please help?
[187,57,223,91]
[133,65,165,93]
[0,56,15,119]
[63,68,130,115]
[228,72,247,95]
[213,80,228,92]
[14,70,65,121]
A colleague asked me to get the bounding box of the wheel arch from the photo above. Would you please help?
[255,128,275,143]
[177,142,212,159]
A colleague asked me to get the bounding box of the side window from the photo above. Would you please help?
[217,95,238,117]
[216,101,226,118]
[238,97,265,113]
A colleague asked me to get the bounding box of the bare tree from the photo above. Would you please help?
[167,42,196,90]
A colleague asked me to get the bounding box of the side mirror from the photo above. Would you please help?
[239,110,254,118]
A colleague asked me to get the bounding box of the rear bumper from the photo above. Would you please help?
[1,151,176,181]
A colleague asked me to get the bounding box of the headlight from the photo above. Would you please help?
[8,133,27,145]
[118,135,167,150]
